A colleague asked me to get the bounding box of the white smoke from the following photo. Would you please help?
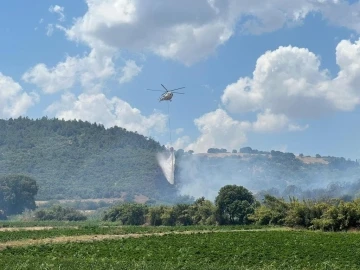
[157,151,175,185]
[175,154,253,201]
[175,153,360,202]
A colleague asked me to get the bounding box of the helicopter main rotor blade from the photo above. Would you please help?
[161,84,169,91]
[146,89,164,92]
[170,87,185,91]
[172,92,184,94]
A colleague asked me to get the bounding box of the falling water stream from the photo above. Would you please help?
[157,100,176,184]
[157,151,175,184]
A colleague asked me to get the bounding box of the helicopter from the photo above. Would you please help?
[146,84,185,102]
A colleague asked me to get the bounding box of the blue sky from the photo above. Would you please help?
[1,0,360,159]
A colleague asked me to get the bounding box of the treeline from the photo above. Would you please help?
[102,185,360,231]
[103,197,216,226]
[205,146,359,171]
[250,195,360,231]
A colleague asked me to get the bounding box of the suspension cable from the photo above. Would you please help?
[167,101,172,146]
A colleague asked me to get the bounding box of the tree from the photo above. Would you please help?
[240,147,253,153]
[215,185,256,225]
[102,203,148,225]
[190,197,216,225]
[0,174,38,215]
[249,194,289,225]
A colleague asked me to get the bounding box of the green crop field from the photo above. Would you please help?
[0,225,359,270]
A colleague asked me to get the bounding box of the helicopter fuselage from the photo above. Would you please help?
[159,91,173,102]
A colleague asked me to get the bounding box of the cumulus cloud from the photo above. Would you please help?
[59,0,360,66]
[185,109,251,153]
[61,0,305,65]
[119,60,142,84]
[49,5,65,22]
[252,110,289,133]
[317,0,360,33]
[63,0,236,65]
[22,48,116,93]
[172,135,191,150]
[221,39,360,119]
[0,72,39,118]
[45,92,167,136]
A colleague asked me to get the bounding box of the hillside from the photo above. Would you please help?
[0,117,359,204]
[174,148,360,201]
[0,117,181,203]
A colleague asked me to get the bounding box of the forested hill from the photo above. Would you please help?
[174,147,360,202]
[1,117,360,204]
[0,117,179,202]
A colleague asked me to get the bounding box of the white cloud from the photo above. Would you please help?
[288,123,309,132]
[63,0,236,65]
[222,39,360,120]
[0,72,39,118]
[46,24,54,36]
[185,109,251,153]
[22,48,116,94]
[252,109,309,133]
[60,0,360,66]
[119,60,142,84]
[317,0,360,33]
[182,108,310,153]
[45,92,167,136]
[172,135,191,150]
[183,38,360,153]
[252,110,289,133]
[49,5,65,22]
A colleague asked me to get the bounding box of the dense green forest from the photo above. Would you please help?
[0,117,359,204]
[0,117,179,202]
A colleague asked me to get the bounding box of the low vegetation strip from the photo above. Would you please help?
[0,226,286,248]
[0,224,272,243]
[0,230,359,269]
[0,226,56,232]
